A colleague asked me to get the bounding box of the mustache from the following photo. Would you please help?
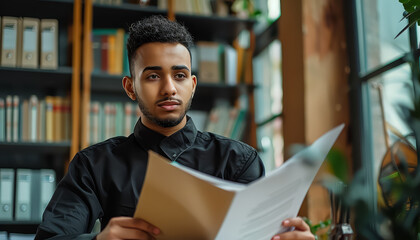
[155,97,183,105]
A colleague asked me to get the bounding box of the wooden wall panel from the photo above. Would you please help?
[281,0,351,223]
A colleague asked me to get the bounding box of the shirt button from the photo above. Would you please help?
[172,153,177,157]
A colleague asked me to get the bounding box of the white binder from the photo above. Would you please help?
[1,16,20,67]
[20,18,40,68]
[40,19,58,69]
[0,168,15,221]
[15,169,32,221]
[39,169,56,220]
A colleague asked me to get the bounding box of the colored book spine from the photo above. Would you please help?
[12,95,19,142]
[0,98,5,142]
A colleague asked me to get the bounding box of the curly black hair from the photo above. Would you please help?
[126,15,194,77]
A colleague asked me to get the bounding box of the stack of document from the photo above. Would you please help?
[134,124,344,240]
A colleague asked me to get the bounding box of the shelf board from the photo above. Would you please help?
[0,141,71,154]
[0,67,72,90]
[91,3,255,44]
[0,0,74,21]
[0,222,39,234]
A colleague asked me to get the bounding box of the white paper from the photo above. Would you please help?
[215,124,344,240]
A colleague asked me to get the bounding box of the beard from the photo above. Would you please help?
[134,90,193,128]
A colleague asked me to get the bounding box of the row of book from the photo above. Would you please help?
[88,101,140,145]
[188,99,248,141]
[0,168,56,222]
[0,16,58,69]
[92,0,224,17]
[91,27,238,85]
[192,41,238,85]
[0,95,71,143]
[91,28,129,75]
[157,0,233,17]
[205,99,248,140]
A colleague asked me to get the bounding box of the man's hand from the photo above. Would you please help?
[96,217,161,240]
[271,217,315,240]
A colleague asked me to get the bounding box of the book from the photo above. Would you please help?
[0,98,4,142]
[5,95,12,142]
[92,28,125,75]
[196,41,222,83]
[21,99,29,142]
[38,99,46,142]
[134,124,345,240]
[45,96,54,142]
[29,95,38,142]
[12,95,19,142]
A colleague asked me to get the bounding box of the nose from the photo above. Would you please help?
[160,75,177,96]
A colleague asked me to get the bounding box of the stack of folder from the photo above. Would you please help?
[0,168,56,222]
[0,16,58,69]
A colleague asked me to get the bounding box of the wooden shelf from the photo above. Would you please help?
[0,222,39,234]
[0,0,74,21]
[91,3,255,44]
[0,67,72,90]
[0,141,71,154]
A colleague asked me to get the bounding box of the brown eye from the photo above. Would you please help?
[147,74,160,80]
[174,73,186,80]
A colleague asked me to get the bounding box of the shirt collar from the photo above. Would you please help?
[133,116,198,161]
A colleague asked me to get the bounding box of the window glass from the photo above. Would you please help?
[365,63,415,181]
[357,0,410,74]
[253,40,282,172]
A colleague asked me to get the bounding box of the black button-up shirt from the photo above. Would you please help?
[35,117,265,239]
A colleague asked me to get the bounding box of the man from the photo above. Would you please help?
[35,15,313,240]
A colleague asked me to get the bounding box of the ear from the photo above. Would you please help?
[191,75,197,97]
[122,76,136,100]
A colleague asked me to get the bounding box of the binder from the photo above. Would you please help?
[15,169,32,221]
[39,169,56,220]
[0,168,15,221]
[1,16,20,67]
[9,233,36,240]
[20,18,40,68]
[40,19,58,69]
[0,231,8,240]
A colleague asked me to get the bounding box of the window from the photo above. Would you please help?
[350,0,417,212]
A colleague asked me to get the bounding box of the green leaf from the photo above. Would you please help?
[326,148,349,183]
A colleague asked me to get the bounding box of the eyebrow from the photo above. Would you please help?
[172,65,190,72]
[141,65,190,73]
[142,66,162,73]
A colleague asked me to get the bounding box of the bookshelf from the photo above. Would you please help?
[0,0,82,234]
[0,0,259,235]
[81,0,258,148]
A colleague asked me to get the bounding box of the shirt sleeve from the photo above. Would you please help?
[234,149,265,184]
[35,152,103,239]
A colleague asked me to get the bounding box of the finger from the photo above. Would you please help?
[109,217,161,235]
[282,217,310,231]
[271,231,315,240]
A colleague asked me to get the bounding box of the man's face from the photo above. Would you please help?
[130,42,197,129]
